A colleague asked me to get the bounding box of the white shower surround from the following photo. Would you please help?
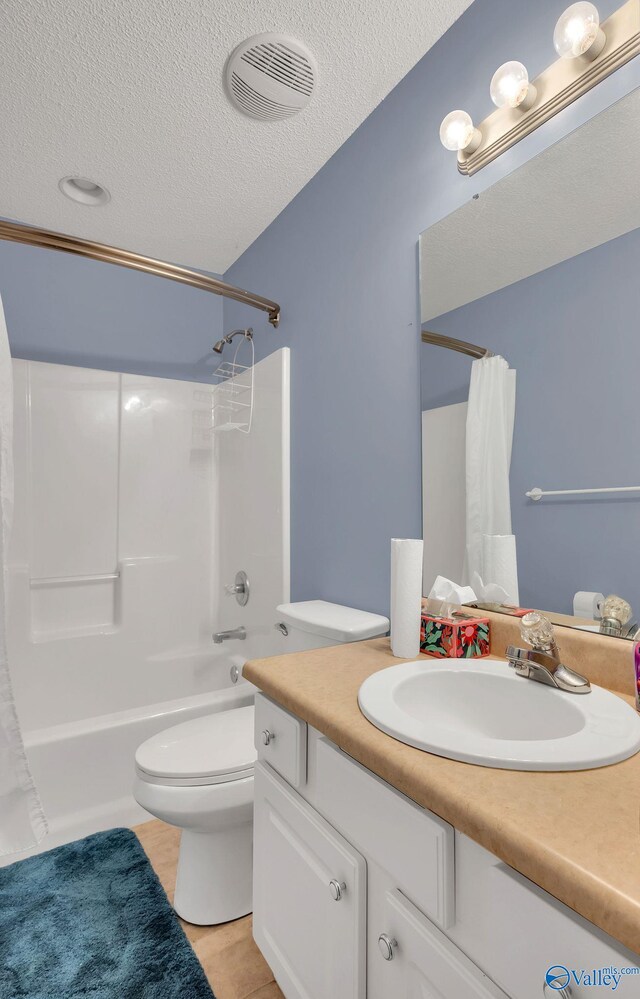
[3,349,290,862]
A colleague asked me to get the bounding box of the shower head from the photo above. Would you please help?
[212,328,253,355]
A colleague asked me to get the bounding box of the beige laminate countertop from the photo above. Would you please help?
[244,637,640,956]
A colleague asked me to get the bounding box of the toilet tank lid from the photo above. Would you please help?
[276,600,389,642]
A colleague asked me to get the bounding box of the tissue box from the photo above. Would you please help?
[420,613,490,659]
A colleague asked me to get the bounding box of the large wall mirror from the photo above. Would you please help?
[419,87,640,641]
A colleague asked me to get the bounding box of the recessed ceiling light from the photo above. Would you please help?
[58,176,110,207]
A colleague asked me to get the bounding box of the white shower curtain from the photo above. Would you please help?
[465,354,519,604]
[0,293,47,856]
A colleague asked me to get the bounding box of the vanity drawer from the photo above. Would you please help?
[254,692,307,787]
[313,737,454,929]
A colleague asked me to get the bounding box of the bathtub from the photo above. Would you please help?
[4,681,253,867]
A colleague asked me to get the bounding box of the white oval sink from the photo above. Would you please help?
[358,658,640,771]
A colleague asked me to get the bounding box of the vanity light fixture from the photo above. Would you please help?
[446,0,638,175]
[553,2,606,60]
[490,62,537,111]
[439,110,481,153]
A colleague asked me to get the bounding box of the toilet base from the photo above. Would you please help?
[174,823,253,925]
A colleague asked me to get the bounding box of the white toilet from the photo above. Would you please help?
[133,600,389,925]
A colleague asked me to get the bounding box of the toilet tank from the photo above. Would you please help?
[276,600,389,652]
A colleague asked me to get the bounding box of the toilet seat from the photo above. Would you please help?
[135,704,256,787]
[135,767,255,788]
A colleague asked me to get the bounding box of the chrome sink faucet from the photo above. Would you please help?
[212,626,246,644]
[506,612,591,694]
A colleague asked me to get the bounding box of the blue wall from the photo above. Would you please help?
[0,239,224,382]
[224,0,639,615]
[421,226,640,615]
[2,0,639,615]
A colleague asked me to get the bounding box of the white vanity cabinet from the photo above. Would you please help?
[252,694,640,999]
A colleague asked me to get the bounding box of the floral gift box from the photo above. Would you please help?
[420,613,491,659]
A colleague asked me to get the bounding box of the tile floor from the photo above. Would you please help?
[135,819,284,999]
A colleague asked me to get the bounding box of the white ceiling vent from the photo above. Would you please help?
[226,33,317,122]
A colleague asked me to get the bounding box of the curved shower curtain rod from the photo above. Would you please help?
[0,219,281,328]
[421,329,493,360]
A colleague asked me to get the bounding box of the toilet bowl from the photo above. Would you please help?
[134,600,389,925]
[134,704,256,925]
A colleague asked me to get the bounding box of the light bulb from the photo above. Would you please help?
[439,111,481,153]
[490,61,537,111]
[553,3,605,61]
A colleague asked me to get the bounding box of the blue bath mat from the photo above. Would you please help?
[0,827,214,999]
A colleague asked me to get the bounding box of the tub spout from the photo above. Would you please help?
[212,626,247,644]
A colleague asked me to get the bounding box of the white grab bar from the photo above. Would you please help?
[526,486,640,502]
[30,572,120,589]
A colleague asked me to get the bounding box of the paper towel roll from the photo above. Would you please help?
[573,591,604,620]
[482,534,519,606]
[390,538,424,658]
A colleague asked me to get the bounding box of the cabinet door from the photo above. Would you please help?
[452,834,640,999]
[253,762,366,999]
[371,886,508,999]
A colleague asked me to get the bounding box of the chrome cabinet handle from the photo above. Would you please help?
[261,729,275,746]
[329,880,346,901]
[378,934,397,961]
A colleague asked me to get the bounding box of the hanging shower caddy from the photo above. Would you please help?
[211,330,255,434]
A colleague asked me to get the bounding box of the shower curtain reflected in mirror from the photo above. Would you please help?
[0,293,47,856]
[465,354,519,605]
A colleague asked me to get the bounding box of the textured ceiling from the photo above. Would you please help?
[420,88,640,321]
[2,0,472,273]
